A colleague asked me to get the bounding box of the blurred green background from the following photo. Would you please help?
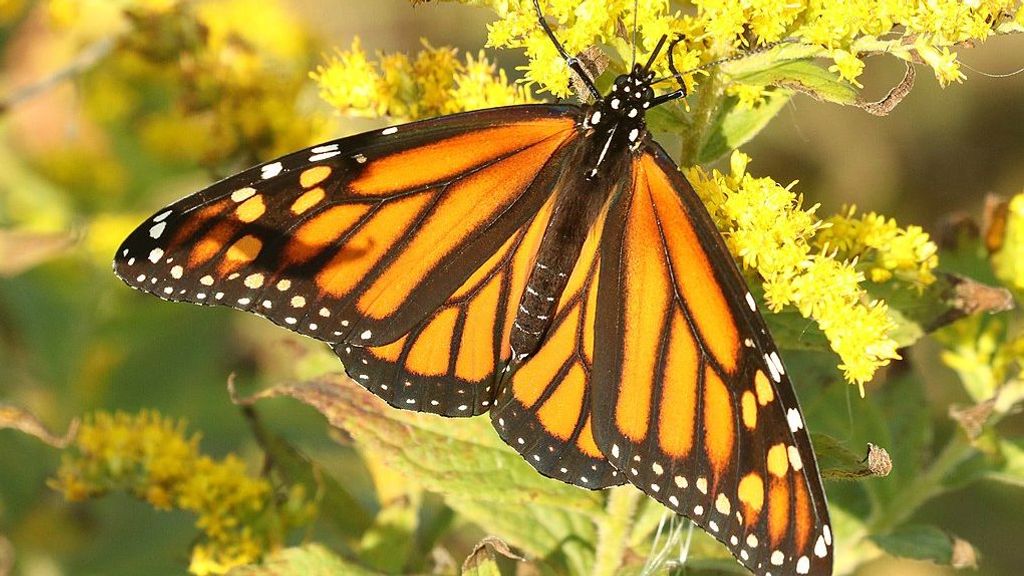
[1,1,1023,575]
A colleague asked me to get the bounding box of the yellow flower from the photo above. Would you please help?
[312,38,535,121]
[51,411,315,575]
[828,49,865,87]
[471,0,1012,98]
[991,192,1024,292]
[816,206,939,287]
[686,151,904,387]
[726,83,773,109]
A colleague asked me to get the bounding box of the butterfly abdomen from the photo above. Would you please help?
[508,132,623,364]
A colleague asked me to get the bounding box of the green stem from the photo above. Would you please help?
[679,67,723,167]
[592,486,642,576]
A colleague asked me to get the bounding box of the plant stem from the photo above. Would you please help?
[679,67,723,167]
[592,486,642,576]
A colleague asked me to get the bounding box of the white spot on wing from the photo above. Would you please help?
[260,162,283,179]
[148,248,164,263]
[153,210,172,223]
[786,408,804,432]
[381,127,398,135]
[231,187,257,202]
[309,151,341,162]
[311,144,339,154]
[149,222,167,239]
[788,445,804,470]
[796,556,810,574]
[766,353,782,382]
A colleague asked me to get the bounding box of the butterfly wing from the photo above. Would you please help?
[490,198,624,489]
[115,105,582,415]
[331,185,558,416]
[115,105,578,346]
[591,145,833,576]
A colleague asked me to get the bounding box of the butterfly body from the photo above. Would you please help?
[114,26,834,576]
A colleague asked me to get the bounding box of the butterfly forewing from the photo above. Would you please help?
[590,147,833,576]
[332,179,560,416]
[114,105,578,349]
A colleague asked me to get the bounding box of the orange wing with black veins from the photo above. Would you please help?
[590,148,833,576]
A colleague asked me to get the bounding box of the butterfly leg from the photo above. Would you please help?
[649,34,689,107]
[531,0,602,101]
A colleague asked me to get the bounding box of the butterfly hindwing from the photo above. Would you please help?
[490,194,624,489]
[114,105,578,348]
[590,146,833,576]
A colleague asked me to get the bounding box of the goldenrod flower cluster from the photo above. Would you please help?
[51,411,315,575]
[311,38,536,121]
[47,0,325,169]
[686,152,918,388]
[939,316,1024,412]
[477,0,1023,96]
[817,206,939,286]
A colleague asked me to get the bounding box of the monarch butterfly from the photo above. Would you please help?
[113,2,832,575]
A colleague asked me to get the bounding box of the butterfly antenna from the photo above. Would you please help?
[646,34,688,108]
[652,37,800,87]
[532,0,601,101]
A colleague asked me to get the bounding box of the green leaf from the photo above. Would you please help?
[227,544,381,576]
[984,438,1024,488]
[812,434,890,481]
[245,376,603,575]
[869,524,954,564]
[698,90,791,164]
[242,407,374,540]
[730,59,858,106]
[357,496,419,573]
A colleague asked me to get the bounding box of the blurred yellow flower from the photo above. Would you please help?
[51,411,315,575]
[991,192,1024,292]
[312,38,536,121]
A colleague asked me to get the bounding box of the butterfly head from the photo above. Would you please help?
[583,67,656,150]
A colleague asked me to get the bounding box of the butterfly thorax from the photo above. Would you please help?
[579,67,656,179]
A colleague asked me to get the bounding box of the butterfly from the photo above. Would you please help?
[113,2,833,575]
